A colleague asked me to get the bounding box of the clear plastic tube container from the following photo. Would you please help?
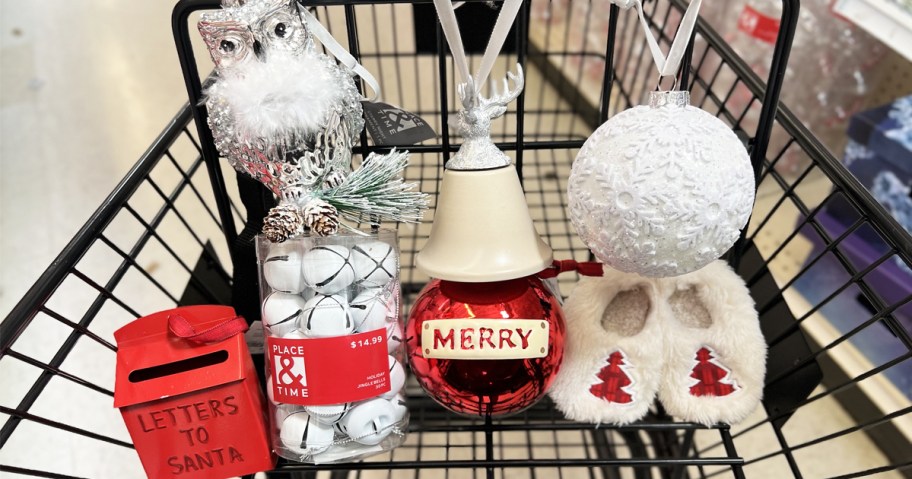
[256,230,407,464]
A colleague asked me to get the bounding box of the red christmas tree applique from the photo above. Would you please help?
[688,347,740,397]
[589,350,635,404]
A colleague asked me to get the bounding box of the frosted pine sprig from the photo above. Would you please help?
[318,149,428,224]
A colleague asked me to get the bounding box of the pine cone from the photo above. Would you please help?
[303,199,340,236]
[263,204,304,243]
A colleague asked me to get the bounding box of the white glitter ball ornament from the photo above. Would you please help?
[568,91,755,277]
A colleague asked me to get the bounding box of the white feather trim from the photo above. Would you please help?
[214,51,342,142]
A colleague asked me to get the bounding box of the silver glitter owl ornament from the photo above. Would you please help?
[199,0,426,241]
[200,0,363,193]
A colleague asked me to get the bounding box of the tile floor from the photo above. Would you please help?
[0,0,205,317]
[1,1,908,478]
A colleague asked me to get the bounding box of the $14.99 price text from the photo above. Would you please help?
[351,335,383,349]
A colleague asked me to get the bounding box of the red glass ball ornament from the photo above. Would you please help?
[406,276,565,417]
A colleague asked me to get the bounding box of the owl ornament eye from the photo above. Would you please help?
[198,20,255,70]
[260,9,302,51]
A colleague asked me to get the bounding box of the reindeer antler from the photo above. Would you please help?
[478,64,524,117]
[457,77,478,111]
[457,64,524,118]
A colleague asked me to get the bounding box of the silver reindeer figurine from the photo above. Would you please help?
[447,64,524,170]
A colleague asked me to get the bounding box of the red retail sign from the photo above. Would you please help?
[266,330,390,405]
[738,4,780,44]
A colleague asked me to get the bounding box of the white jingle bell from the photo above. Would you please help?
[311,442,376,463]
[389,393,408,424]
[304,403,352,425]
[301,245,355,294]
[262,292,308,337]
[282,329,308,340]
[382,355,406,400]
[350,289,394,333]
[275,403,303,423]
[263,245,305,293]
[351,241,398,288]
[279,411,335,456]
[385,321,403,354]
[568,90,754,277]
[266,376,283,405]
[338,398,397,445]
[299,294,353,338]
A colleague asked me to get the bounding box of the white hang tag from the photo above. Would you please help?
[633,0,702,83]
[361,101,437,146]
[299,7,381,101]
[432,0,525,96]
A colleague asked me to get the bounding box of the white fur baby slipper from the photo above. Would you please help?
[656,260,766,426]
[549,266,664,425]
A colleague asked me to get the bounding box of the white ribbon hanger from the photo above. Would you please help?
[612,0,703,88]
[432,0,525,97]
[298,7,382,101]
[431,0,526,169]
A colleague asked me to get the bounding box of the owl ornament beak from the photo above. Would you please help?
[415,65,553,282]
[252,39,266,62]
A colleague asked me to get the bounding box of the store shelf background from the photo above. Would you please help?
[833,0,912,63]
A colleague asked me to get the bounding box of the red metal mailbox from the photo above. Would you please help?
[114,305,275,479]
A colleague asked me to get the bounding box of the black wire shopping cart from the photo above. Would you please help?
[2,0,911,478]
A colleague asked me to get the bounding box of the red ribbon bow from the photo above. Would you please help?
[538,259,605,278]
[168,313,249,344]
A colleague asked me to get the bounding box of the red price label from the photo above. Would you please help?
[266,331,390,405]
[738,4,780,44]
